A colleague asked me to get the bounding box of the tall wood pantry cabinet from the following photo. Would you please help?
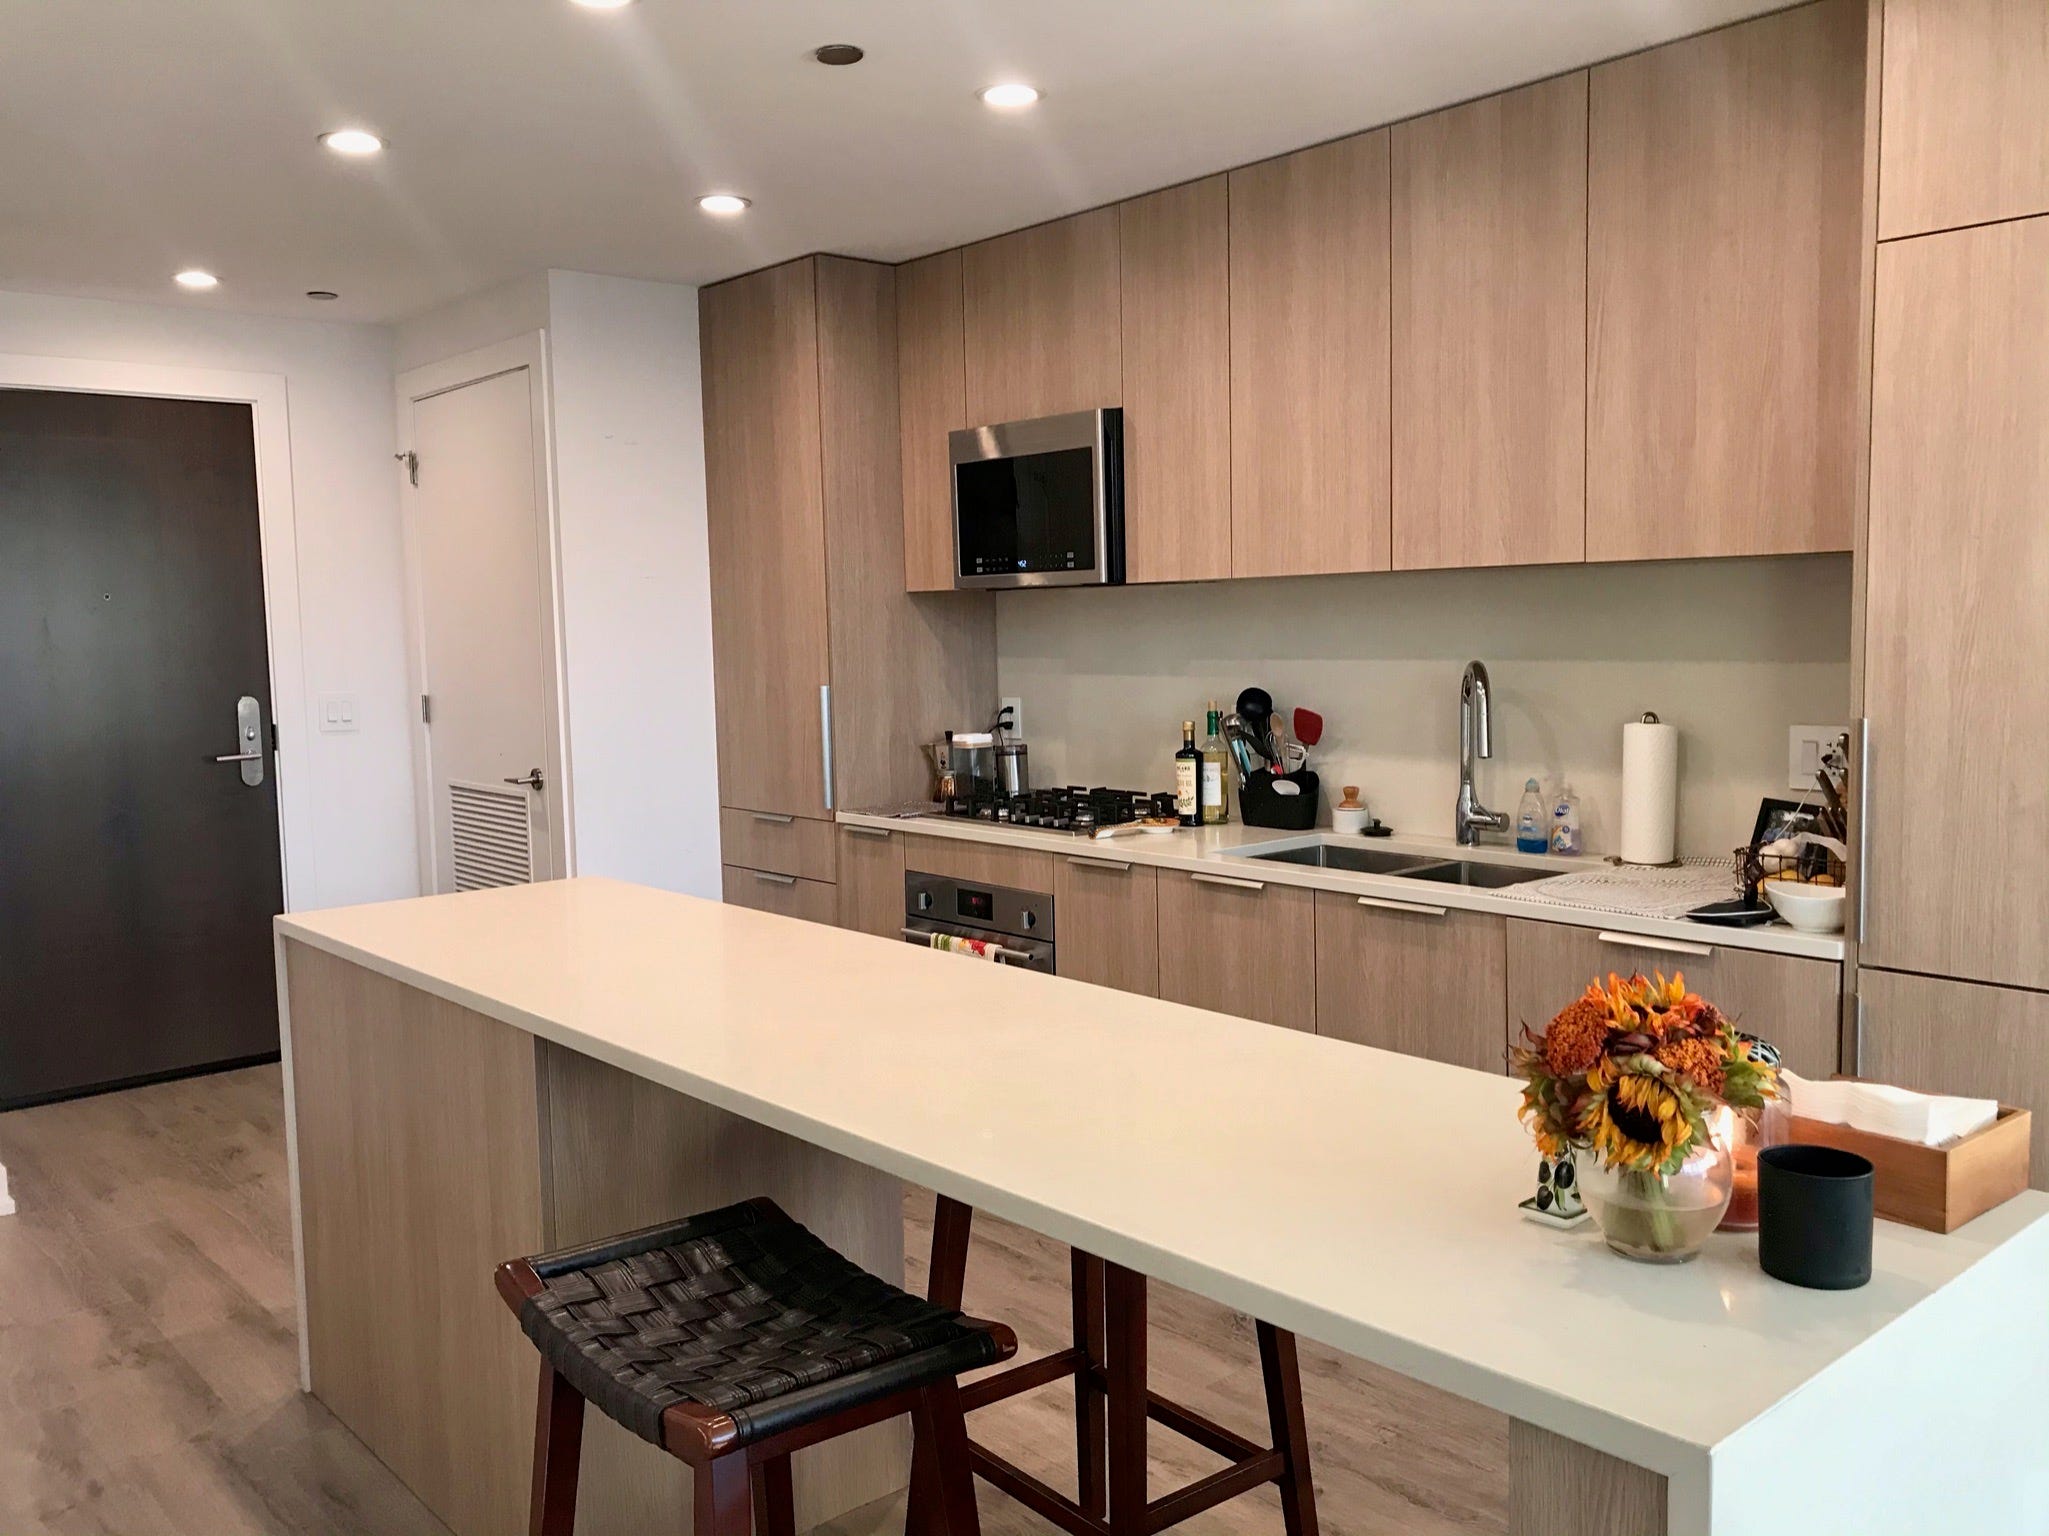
[1857,4,2049,1186]
[700,256,993,917]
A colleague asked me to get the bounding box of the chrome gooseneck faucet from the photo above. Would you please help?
[1455,659,1511,846]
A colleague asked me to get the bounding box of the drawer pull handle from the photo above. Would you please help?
[1191,872,1265,891]
[1597,930,1712,959]
[1356,895,1447,918]
[846,825,893,841]
[1066,855,1132,872]
[753,871,798,887]
[750,812,796,826]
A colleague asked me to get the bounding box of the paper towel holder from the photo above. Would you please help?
[1610,711,1686,868]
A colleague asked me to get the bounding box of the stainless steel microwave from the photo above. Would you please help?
[949,408,1123,589]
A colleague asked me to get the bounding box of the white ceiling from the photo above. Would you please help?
[0,0,1800,325]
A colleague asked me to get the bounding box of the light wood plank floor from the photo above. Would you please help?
[0,1065,1506,1535]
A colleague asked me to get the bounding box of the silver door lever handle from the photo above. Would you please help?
[212,752,262,763]
[503,769,545,790]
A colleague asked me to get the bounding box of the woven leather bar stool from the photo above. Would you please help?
[496,1197,1017,1536]
[911,1196,1318,1536]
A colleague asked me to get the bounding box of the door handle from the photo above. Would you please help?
[1191,872,1265,891]
[819,685,835,812]
[214,695,265,786]
[503,768,545,791]
[1355,895,1448,918]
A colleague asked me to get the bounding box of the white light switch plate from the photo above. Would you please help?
[1788,724,1848,791]
[319,693,360,734]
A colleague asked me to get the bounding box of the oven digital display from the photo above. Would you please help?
[955,887,994,922]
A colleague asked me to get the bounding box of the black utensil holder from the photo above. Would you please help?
[1239,769,1320,830]
[1758,1144,1875,1291]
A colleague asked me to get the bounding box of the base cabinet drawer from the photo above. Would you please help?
[1314,894,1507,1074]
[1054,855,1160,997]
[837,826,906,940]
[902,837,1056,894]
[1505,919,1841,1079]
[1157,870,1315,1029]
[719,808,837,882]
[1859,967,2049,1191]
[722,865,838,926]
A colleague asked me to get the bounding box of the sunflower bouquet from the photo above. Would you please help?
[1512,972,1779,1259]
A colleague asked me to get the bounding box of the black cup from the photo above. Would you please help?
[1757,1144,1875,1290]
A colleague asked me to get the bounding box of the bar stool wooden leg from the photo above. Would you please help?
[910,1195,976,1536]
[530,1362,585,1536]
[695,1455,752,1536]
[1071,1250,1108,1520]
[1257,1323,1319,1536]
[752,1455,797,1536]
[1104,1262,1149,1534]
[910,1376,982,1536]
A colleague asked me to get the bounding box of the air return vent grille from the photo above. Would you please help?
[448,780,533,890]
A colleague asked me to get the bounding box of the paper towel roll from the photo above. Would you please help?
[1619,715,1679,865]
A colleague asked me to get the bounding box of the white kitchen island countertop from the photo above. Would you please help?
[277,879,2046,1535]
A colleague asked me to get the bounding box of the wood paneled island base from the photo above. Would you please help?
[277,881,2049,1536]
[281,941,906,1536]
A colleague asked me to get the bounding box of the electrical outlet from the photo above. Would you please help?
[999,696,1023,738]
[1788,724,1848,791]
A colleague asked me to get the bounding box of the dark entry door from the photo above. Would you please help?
[1,388,285,1108]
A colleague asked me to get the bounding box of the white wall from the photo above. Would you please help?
[998,555,1853,858]
[0,287,418,909]
[544,272,720,898]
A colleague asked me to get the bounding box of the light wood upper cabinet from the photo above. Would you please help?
[1879,0,2049,241]
[837,826,907,940]
[1229,131,1392,578]
[1586,0,1864,562]
[701,261,832,819]
[1505,920,1841,1080]
[897,250,967,593]
[1859,968,2049,1191]
[1054,854,1160,997]
[1314,895,1507,1075]
[1119,176,1232,584]
[1863,218,2049,992]
[1157,870,1315,1030]
[1392,73,1587,571]
[961,208,1122,427]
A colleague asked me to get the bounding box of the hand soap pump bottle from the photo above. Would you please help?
[1550,784,1583,856]
[1516,779,1548,854]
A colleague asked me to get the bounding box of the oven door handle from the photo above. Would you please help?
[900,926,1035,965]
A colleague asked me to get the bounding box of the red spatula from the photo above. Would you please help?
[1292,707,1324,748]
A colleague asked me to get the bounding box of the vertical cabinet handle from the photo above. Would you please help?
[819,684,835,812]
[1853,716,1871,943]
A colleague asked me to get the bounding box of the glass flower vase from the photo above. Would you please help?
[1578,1136,1735,1263]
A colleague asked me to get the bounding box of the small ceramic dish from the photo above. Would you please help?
[1763,878,1846,933]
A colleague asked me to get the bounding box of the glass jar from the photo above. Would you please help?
[1579,1134,1735,1263]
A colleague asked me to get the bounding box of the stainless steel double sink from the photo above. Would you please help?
[1244,842,1556,889]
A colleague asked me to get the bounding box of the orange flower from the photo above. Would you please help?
[1653,1035,1727,1097]
[1543,992,1613,1077]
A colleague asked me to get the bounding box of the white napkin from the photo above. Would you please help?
[1784,1071,1999,1148]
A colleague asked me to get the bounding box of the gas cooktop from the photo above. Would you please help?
[935,786,1165,835]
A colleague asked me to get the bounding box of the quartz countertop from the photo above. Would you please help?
[838,810,1848,963]
[277,877,2035,1495]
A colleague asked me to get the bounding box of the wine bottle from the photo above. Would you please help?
[1174,721,1202,827]
[1200,703,1231,825]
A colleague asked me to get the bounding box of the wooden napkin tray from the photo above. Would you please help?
[1786,1103,2031,1233]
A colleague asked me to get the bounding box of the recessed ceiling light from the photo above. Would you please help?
[814,43,864,66]
[569,0,634,9]
[697,194,751,216]
[979,82,1041,110]
[320,128,384,157]
[174,269,219,290]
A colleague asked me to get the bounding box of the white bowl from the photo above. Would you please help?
[1763,879,1846,933]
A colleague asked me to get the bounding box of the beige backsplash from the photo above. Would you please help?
[995,554,1852,858]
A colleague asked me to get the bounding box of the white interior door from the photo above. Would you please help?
[402,350,565,891]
